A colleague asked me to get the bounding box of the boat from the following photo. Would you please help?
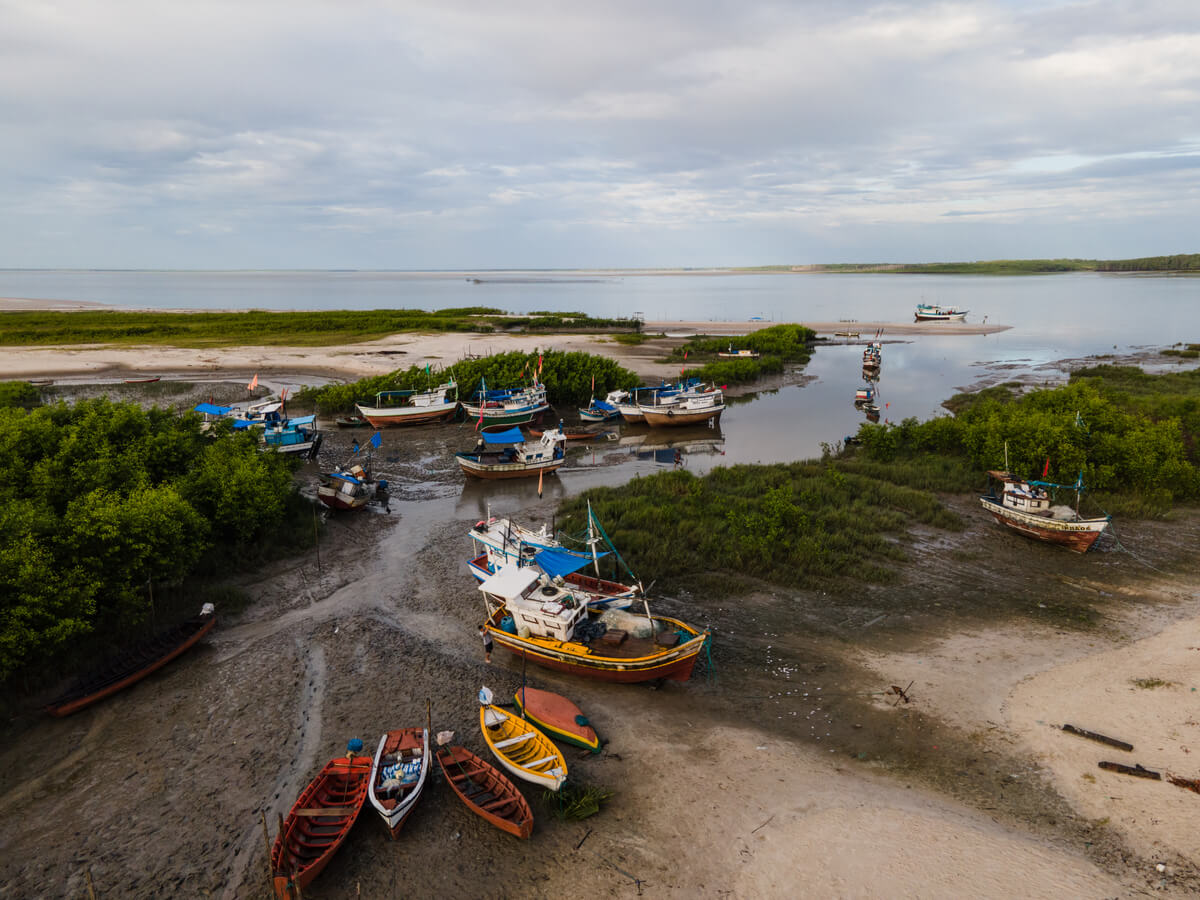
[640,388,725,428]
[914,303,968,321]
[45,604,216,717]
[467,505,639,611]
[478,687,567,790]
[318,463,387,511]
[833,331,861,338]
[526,425,613,442]
[854,386,875,404]
[455,425,566,479]
[123,375,161,384]
[271,744,372,899]
[716,346,760,359]
[260,415,323,459]
[335,415,369,428]
[367,723,430,838]
[435,745,533,839]
[615,379,701,423]
[514,686,601,753]
[979,470,1110,552]
[354,381,459,427]
[461,379,550,427]
[578,390,627,423]
[478,566,709,683]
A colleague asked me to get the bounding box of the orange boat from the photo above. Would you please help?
[515,686,601,753]
[436,745,533,839]
[272,747,372,899]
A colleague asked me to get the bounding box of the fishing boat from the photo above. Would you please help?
[260,415,323,459]
[45,604,216,717]
[478,566,709,683]
[640,389,725,427]
[854,386,875,404]
[318,463,386,511]
[615,379,701,423]
[354,381,459,427]
[578,390,628,423]
[335,414,369,428]
[479,687,567,790]
[461,380,550,427]
[271,744,372,899]
[467,506,639,611]
[456,426,566,479]
[435,745,533,839]
[367,725,430,838]
[833,331,861,338]
[862,404,881,422]
[914,303,968,321]
[717,346,760,359]
[514,686,601,753]
[979,470,1110,552]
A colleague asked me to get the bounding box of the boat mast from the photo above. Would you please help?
[586,500,601,578]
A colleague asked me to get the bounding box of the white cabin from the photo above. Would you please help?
[479,566,586,641]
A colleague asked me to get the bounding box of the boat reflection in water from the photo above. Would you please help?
[618,424,725,465]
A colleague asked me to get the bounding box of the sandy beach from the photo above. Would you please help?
[1,318,1197,897]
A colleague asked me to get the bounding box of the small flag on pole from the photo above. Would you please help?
[370,431,382,449]
[538,467,544,498]
[248,373,258,391]
[476,407,484,431]
[1042,457,1050,478]
[591,374,595,392]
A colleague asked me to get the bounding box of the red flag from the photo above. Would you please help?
[475,406,484,431]
[884,402,889,409]
[538,355,543,372]
[280,387,288,401]
[591,374,595,392]
[1042,458,1050,478]
[248,373,258,391]
[683,350,688,360]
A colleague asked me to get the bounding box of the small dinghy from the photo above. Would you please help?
[368,724,430,838]
[272,741,372,899]
[478,687,567,790]
[514,686,601,753]
[436,744,533,839]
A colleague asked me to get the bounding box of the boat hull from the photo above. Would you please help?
[515,686,601,753]
[641,407,723,427]
[456,454,565,479]
[460,404,549,426]
[355,404,457,427]
[45,613,216,717]
[480,705,567,790]
[979,497,1108,552]
[368,728,429,839]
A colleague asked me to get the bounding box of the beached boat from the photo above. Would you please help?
[368,725,430,838]
[123,375,161,384]
[435,745,533,839]
[455,426,566,479]
[514,686,601,753]
[834,331,861,338]
[578,392,625,423]
[478,566,709,683]
[914,303,968,321]
[260,415,323,459]
[615,379,701,423]
[717,346,760,359]
[461,380,550,427]
[354,381,458,427]
[45,604,216,717]
[271,746,372,899]
[318,463,386,511]
[479,688,567,790]
[335,414,369,428]
[640,389,725,428]
[979,470,1110,552]
[467,506,639,611]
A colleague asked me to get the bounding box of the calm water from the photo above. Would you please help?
[5,269,1198,473]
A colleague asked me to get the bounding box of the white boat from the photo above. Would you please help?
[355,381,458,427]
[455,425,566,479]
[980,471,1110,552]
[461,381,550,427]
[914,303,968,321]
[640,389,725,427]
[368,725,430,838]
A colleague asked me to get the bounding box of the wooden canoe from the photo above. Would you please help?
[368,728,430,838]
[272,754,372,899]
[480,704,567,790]
[514,686,601,753]
[45,610,216,717]
[436,745,533,839]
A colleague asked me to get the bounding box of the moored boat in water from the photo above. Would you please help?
[979,470,1110,552]
[45,604,216,717]
[914,303,968,321]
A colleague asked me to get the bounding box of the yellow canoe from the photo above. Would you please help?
[479,700,567,791]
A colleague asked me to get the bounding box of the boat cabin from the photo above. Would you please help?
[478,566,586,642]
[988,471,1052,515]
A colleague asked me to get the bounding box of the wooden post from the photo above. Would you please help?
[313,507,321,572]
[85,869,97,900]
[261,810,274,887]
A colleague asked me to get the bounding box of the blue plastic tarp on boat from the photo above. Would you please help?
[592,400,617,412]
[533,547,610,578]
[481,427,525,445]
[194,403,235,415]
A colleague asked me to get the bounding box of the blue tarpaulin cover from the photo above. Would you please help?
[329,472,361,485]
[194,403,235,415]
[533,547,610,578]
[591,400,617,412]
[481,427,525,445]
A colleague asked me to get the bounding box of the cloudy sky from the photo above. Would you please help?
[1,0,1198,268]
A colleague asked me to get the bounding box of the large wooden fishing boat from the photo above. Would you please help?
[435,745,533,839]
[461,381,550,427]
[515,686,601,753]
[259,415,323,459]
[478,566,709,683]
[914,303,968,321]
[615,379,702,423]
[317,463,381,511]
[368,726,430,838]
[45,605,216,717]
[455,426,566,479]
[478,688,567,790]
[271,748,372,899]
[640,389,725,428]
[354,381,458,427]
[980,471,1110,552]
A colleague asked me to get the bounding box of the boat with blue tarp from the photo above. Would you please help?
[461,378,550,427]
[455,425,565,479]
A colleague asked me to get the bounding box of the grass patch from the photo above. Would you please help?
[662,324,816,386]
[542,783,614,820]
[1130,677,1174,689]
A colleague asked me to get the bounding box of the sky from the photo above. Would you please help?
[1,0,1198,269]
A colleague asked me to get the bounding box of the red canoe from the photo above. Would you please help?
[272,754,372,899]
[514,686,601,753]
[436,745,533,839]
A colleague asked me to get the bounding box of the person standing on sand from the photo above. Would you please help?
[479,624,493,663]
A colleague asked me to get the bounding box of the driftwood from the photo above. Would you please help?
[1098,761,1160,780]
[1166,774,1200,794]
[1062,724,1133,752]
